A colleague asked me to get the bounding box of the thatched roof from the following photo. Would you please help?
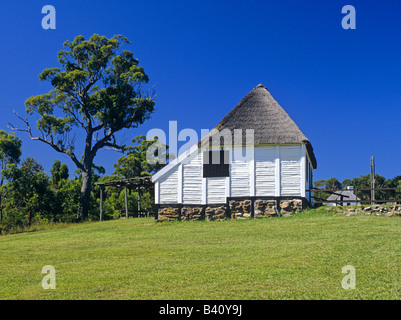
[199,84,317,168]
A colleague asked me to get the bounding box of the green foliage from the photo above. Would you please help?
[14,34,156,220]
[0,130,22,173]
[0,135,162,232]
[50,159,69,187]
[113,135,169,178]
[386,176,401,199]
[1,158,53,229]
[0,158,79,233]
[25,34,154,142]
[0,130,22,221]
[50,178,81,223]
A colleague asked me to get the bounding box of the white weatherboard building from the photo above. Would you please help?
[152,84,317,221]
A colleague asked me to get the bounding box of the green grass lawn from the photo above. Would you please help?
[1,211,401,300]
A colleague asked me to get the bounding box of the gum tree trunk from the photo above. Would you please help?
[77,159,93,221]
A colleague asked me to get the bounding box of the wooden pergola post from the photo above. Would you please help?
[100,186,104,221]
[124,184,129,219]
[138,188,141,217]
[371,156,375,205]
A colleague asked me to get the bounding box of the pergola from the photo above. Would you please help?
[96,176,154,220]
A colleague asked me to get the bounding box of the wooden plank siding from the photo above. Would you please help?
[207,177,227,204]
[156,144,308,204]
[280,145,302,196]
[255,146,276,196]
[183,151,203,204]
[159,169,179,203]
[231,158,251,197]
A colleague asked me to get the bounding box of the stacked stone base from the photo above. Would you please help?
[229,200,252,219]
[254,200,277,218]
[205,206,227,221]
[157,198,305,222]
[280,199,302,216]
[328,204,401,217]
[157,207,179,222]
[181,207,203,221]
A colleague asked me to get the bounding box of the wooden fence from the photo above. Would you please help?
[308,187,401,205]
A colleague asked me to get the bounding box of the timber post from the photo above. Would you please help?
[138,188,141,217]
[100,186,104,221]
[124,184,129,219]
[371,156,375,205]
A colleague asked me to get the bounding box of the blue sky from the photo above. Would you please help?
[1,0,401,182]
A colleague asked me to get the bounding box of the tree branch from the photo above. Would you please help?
[8,110,84,171]
[103,135,126,153]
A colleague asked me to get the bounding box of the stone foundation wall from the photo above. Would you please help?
[254,200,277,218]
[205,206,227,221]
[181,207,203,221]
[157,198,305,221]
[280,199,302,216]
[229,200,252,219]
[157,207,179,221]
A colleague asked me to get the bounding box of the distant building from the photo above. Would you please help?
[326,186,360,206]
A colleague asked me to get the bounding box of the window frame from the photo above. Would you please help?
[202,150,230,178]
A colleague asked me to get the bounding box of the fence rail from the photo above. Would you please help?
[307,187,401,205]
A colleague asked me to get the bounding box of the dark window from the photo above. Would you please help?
[203,150,229,178]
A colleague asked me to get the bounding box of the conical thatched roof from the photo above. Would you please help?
[199,84,317,168]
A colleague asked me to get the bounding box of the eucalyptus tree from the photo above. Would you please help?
[0,130,22,220]
[0,130,22,185]
[9,34,155,220]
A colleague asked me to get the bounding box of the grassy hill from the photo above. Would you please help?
[1,210,401,300]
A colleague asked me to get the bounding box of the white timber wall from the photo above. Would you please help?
[255,146,276,196]
[182,151,203,204]
[207,178,226,204]
[280,145,303,196]
[159,169,179,204]
[230,147,251,197]
[155,144,310,204]
[205,146,230,203]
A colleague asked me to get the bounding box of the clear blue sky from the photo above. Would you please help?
[1,0,401,182]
